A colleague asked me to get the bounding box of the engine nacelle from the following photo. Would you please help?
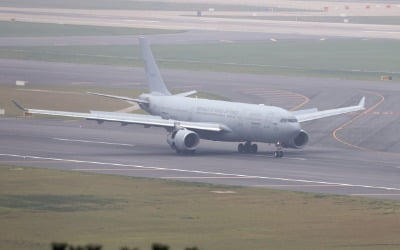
[167,129,200,151]
[283,130,309,148]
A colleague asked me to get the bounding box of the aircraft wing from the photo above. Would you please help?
[12,101,227,132]
[295,97,365,123]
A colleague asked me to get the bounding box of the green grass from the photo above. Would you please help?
[0,21,181,37]
[1,165,400,250]
[1,39,399,81]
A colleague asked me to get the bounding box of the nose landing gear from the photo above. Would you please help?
[238,141,258,154]
[274,141,284,158]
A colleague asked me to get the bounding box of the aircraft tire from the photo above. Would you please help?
[274,151,284,158]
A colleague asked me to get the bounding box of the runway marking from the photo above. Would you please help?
[162,177,255,179]
[255,155,307,161]
[211,191,236,194]
[124,19,160,23]
[73,169,157,171]
[332,91,397,155]
[17,88,85,95]
[114,102,139,113]
[363,30,400,34]
[253,184,345,187]
[52,137,135,147]
[238,87,309,111]
[1,152,400,192]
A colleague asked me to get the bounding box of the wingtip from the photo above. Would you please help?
[359,96,366,108]
[12,100,26,111]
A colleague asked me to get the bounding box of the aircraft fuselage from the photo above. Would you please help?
[142,94,301,144]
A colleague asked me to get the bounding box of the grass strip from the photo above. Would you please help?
[0,21,181,37]
[1,39,399,81]
[0,165,400,250]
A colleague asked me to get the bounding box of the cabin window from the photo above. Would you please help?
[280,118,298,123]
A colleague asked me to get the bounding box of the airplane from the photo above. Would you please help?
[13,37,366,158]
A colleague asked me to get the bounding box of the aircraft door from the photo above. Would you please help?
[264,112,279,141]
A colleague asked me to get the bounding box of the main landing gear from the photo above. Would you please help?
[237,141,284,158]
[238,141,258,154]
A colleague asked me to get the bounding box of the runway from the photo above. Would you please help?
[1,7,400,39]
[1,59,400,200]
[1,118,400,199]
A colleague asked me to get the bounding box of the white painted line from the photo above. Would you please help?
[253,184,345,187]
[162,176,255,179]
[73,169,157,171]
[363,30,400,34]
[283,157,307,161]
[125,19,160,23]
[255,155,307,161]
[16,89,84,95]
[52,137,135,147]
[211,191,236,194]
[1,153,400,192]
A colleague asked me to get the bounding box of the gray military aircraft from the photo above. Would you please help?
[14,38,365,157]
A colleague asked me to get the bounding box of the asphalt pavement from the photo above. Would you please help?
[1,59,400,200]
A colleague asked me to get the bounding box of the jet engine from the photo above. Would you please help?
[283,130,309,148]
[167,128,200,152]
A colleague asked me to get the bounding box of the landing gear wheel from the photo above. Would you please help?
[274,151,283,158]
[244,142,251,153]
[238,142,258,154]
[251,144,258,154]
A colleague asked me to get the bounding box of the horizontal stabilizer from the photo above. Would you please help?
[87,92,148,104]
[174,90,197,97]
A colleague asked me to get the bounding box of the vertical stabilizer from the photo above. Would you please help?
[139,37,171,96]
